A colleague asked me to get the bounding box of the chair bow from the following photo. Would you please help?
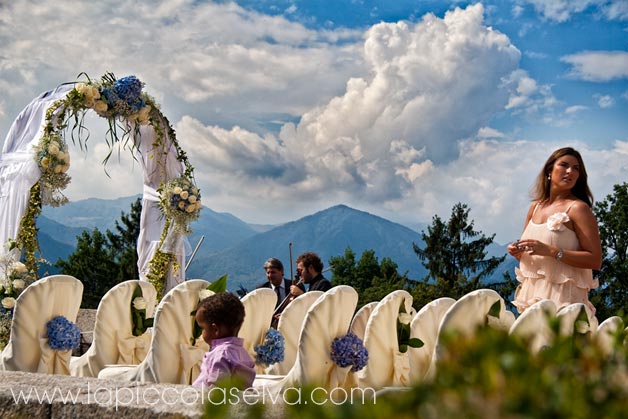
[179,341,207,384]
[37,336,71,375]
[117,331,152,364]
[326,363,353,391]
[392,351,411,387]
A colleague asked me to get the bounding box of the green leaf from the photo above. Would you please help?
[144,318,154,328]
[487,300,501,318]
[207,274,228,293]
[399,344,408,353]
[407,338,424,348]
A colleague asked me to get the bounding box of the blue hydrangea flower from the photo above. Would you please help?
[330,332,368,372]
[114,76,143,102]
[46,315,81,351]
[255,328,285,366]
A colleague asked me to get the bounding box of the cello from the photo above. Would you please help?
[270,242,302,329]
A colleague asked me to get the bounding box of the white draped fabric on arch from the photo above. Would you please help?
[0,73,201,296]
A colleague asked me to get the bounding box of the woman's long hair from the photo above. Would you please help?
[531,147,594,207]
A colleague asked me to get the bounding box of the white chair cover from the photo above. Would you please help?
[594,316,625,357]
[265,291,323,375]
[97,279,210,384]
[358,290,414,390]
[408,297,456,383]
[1,275,83,375]
[508,299,557,353]
[238,288,277,373]
[349,301,378,341]
[557,302,598,336]
[254,286,358,394]
[428,289,507,379]
[70,280,157,377]
[0,85,73,273]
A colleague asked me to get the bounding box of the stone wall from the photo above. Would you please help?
[0,371,286,419]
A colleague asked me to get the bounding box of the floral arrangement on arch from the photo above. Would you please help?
[12,72,200,297]
[0,254,37,349]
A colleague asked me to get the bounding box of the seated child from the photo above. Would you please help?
[192,292,255,389]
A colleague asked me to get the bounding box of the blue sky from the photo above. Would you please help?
[1,0,627,243]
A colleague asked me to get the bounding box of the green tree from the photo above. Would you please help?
[590,182,628,320]
[412,202,506,307]
[330,247,408,308]
[56,198,142,308]
[56,228,119,308]
[106,198,141,281]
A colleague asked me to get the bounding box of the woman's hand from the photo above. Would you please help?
[517,239,553,257]
[507,240,525,260]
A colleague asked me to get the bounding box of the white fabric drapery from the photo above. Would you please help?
[0,85,73,275]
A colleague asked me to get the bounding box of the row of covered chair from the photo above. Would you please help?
[2,276,623,394]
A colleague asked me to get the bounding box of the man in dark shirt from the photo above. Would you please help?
[290,252,332,296]
[256,258,293,308]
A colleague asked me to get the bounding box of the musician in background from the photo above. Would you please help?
[256,258,303,309]
[290,252,332,296]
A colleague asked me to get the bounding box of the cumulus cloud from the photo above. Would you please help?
[175,4,521,210]
[0,0,364,137]
[562,51,628,82]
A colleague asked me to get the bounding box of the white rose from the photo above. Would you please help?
[180,190,189,200]
[48,144,59,156]
[177,201,186,210]
[61,164,70,173]
[11,262,27,274]
[185,204,197,213]
[1,297,16,309]
[188,195,197,203]
[12,279,25,290]
[40,156,50,169]
[56,151,66,162]
[75,83,88,95]
[94,100,108,115]
[173,187,183,195]
[398,312,412,325]
[199,289,215,301]
[133,297,147,310]
[53,164,63,173]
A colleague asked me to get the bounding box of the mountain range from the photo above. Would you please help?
[38,196,516,291]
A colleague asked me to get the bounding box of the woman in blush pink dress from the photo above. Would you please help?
[508,147,602,320]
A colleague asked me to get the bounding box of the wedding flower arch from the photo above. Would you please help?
[0,73,201,298]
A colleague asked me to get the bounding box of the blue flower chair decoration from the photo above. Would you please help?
[70,280,157,377]
[0,275,83,374]
[238,287,278,374]
[266,290,323,375]
[98,279,210,384]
